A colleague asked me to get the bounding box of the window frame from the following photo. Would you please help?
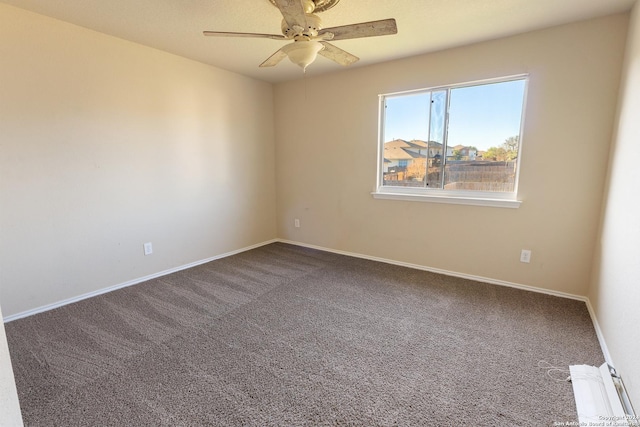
[373,75,529,209]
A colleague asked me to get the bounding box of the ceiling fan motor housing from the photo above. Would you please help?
[267,0,341,14]
[281,14,322,38]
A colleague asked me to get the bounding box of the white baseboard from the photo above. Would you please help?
[278,239,586,301]
[278,238,614,367]
[3,239,278,323]
[584,298,614,366]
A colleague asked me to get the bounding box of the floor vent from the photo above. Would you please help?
[570,363,638,426]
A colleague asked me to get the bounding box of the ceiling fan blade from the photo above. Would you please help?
[318,42,359,66]
[273,0,308,31]
[203,31,286,40]
[260,49,289,68]
[319,18,398,41]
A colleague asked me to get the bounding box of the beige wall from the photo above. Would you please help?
[589,2,640,412]
[275,14,628,297]
[0,4,277,317]
[0,302,22,425]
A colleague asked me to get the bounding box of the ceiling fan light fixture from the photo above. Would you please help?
[281,40,323,71]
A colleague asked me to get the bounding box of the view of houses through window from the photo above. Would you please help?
[380,77,527,195]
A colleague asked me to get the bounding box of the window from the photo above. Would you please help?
[374,76,528,208]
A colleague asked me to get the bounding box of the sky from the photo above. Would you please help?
[383,79,526,151]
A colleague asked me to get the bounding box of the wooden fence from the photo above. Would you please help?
[383,161,516,192]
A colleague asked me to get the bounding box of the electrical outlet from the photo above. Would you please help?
[294,219,300,228]
[144,242,153,256]
[520,249,531,263]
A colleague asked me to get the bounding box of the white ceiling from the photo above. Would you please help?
[1,0,636,83]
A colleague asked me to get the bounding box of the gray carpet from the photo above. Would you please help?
[5,242,603,426]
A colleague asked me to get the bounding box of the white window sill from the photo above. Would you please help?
[371,191,522,208]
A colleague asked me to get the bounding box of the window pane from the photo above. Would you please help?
[427,90,447,188]
[444,80,526,193]
[382,92,430,187]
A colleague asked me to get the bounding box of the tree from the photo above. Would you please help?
[482,146,505,161]
[502,136,519,160]
[482,135,518,161]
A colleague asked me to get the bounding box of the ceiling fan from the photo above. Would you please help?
[203,0,398,71]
